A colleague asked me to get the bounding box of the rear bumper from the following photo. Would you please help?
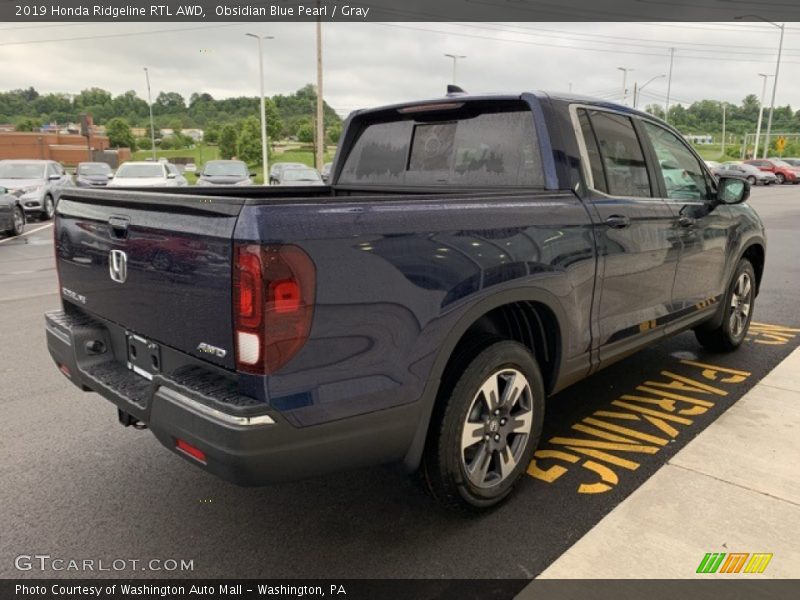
[45,309,421,485]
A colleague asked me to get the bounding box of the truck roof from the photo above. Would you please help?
[350,90,655,121]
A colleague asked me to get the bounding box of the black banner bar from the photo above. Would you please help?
[3,0,800,22]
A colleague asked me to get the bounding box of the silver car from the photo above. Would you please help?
[0,159,71,220]
[274,166,325,186]
[269,162,306,184]
[718,162,777,186]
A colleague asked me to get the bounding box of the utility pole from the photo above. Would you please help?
[144,67,156,161]
[245,33,274,184]
[721,103,726,158]
[632,82,638,108]
[444,53,466,85]
[754,73,772,159]
[665,47,675,123]
[763,22,784,157]
[315,9,324,171]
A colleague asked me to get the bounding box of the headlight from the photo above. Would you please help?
[16,185,43,196]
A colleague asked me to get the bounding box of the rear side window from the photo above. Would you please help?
[579,109,651,198]
[339,107,543,187]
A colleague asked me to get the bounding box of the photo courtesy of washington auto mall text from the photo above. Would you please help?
[1,0,800,599]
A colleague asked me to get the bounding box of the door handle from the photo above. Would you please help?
[678,216,695,228]
[605,214,631,229]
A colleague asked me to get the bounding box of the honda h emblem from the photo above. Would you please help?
[109,249,128,283]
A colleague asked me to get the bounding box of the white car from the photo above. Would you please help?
[108,162,187,188]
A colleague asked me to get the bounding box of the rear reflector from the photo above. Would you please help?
[175,439,206,464]
[58,363,71,378]
[233,244,316,375]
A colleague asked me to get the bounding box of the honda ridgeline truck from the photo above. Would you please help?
[46,91,765,510]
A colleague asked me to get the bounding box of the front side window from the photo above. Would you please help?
[582,110,651,197]
[642,121,710,201]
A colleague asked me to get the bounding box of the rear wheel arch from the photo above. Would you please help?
[403,290,565,471]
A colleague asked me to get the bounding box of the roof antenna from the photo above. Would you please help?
[446,84,467,96]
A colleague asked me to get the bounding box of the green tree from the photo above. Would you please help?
[16,118,40,132]
[237,117,262,165]
[326,122,342,144]
[204,123,220,144]
[219,124,238,159]
[106,118,135,149]
[136,137,153,152]
[296,119,314,143]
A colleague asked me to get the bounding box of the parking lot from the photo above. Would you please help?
[0,184,798,579]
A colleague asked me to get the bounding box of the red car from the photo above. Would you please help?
[745,158,800,184]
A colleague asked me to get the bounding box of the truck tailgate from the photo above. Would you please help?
[54,190,243,371]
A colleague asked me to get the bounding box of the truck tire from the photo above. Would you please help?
[695,258,755,352]
[421,340,545,511]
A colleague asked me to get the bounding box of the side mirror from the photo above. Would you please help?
[166,173,176,179]
[249,172,256,177]
[107,173,114,179]
[717,176,750,205]
[0,186,6,195]
[48,174,61,181]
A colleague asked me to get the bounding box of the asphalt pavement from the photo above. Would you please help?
[0,185,798,580]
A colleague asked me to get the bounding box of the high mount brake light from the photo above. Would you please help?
[233,244,316,375]
[397,102,465,114]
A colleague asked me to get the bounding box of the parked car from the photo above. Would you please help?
[108,161,186,188]
[46,91,764,511]
[0,185,25,237]
[268,162,305,184]
[704,160,721,171]
[718,162,777,186]
[745,158,800,184]
[184,163,197,173]
[75,162,114,188]
[195,160,254,186]
[274,166,324,186]
[0,159,71,220]
[779,158,800,168]
[321,162,333,183]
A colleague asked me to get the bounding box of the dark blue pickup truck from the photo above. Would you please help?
[46,92,765,510]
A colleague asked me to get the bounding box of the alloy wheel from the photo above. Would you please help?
[460,368,534,489]
[13,207,24,234]
[729,272,752,338]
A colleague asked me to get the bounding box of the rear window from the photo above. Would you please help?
[338,105,544,187]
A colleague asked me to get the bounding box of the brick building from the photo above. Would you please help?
[0,131,131,166]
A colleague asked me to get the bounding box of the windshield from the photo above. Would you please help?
[772,160,792,168]
[0,162,46,179]
[203,162,248,177]
[77,163,111,176]
[115,164,164,178]
[282,168,321,182]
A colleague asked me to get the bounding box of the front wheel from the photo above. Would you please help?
[40,195,55,220]
[747,176,756,186]
[421,340,545,511]
[695,259,755,352]
[5,205,25,236]
[776,173,786,185]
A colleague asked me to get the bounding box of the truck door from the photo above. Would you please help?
[639,120,733,314]
[575,108,681,361]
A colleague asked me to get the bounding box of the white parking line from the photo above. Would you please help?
[0,222,53,245]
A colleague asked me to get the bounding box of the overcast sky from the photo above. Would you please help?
[1,21,799,117]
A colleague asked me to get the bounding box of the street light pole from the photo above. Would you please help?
[315,14,324,171]
[665,47,675,123]
[721,103,727,158]
[444,53,466,85]
[617,66,633,104]
[246,33,274,184]
[735,16,784,158]
[754,73,772,159]
[635,74,666,109]
[143,67,156,161]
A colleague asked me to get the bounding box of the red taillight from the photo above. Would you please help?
[233,244,316,375]
[175,438,207,464]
